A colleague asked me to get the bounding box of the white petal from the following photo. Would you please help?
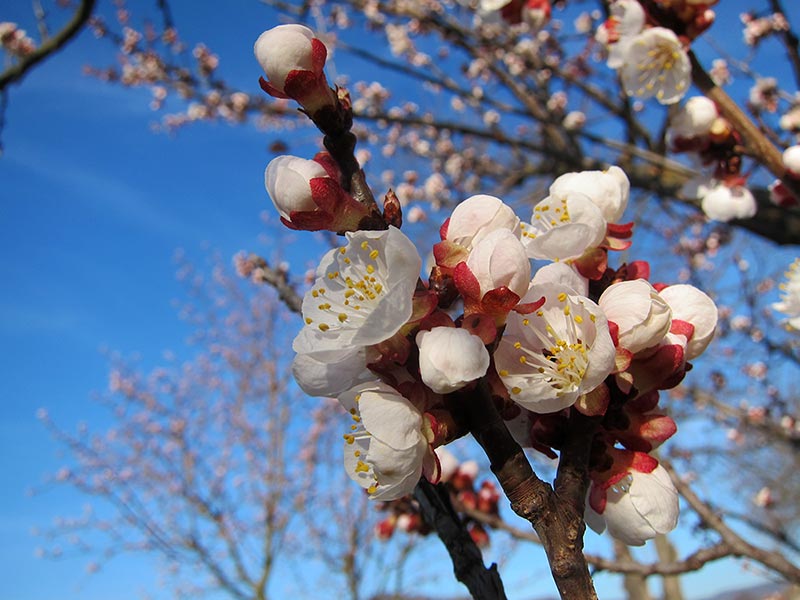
[466,228,531,299]
[293,227,421,353]
[254,25,316,92]
[600,279,672,354]
[291,347,371,397]
[628,465,679,535]
[531,262,590,296]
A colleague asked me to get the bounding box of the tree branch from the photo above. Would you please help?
[454,380,598,599]
[0,0,97,90]
[662,458,800,583]
[413,479,508,600]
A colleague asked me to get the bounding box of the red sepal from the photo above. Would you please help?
[282,69,322,102]
[628,260,650,280]
[310,38,327,73]
[258,76,289,99]
[574,247,608,280]
[670,319,695,339]
[606,221,634,238]
[439,217,450,240]
[460,313,498,345]
[513,295,546,315]
[453,261,482,301]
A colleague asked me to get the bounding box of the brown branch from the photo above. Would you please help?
[462,497,736,578]
[248,259,303,314]
[0,0,97,90]
[413,479,508,600]
[454,380,598,599]
[662,459,800,583]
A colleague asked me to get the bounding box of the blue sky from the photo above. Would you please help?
[1,1,797,599]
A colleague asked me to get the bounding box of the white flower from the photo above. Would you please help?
[416,327,490,394]
[465,228,531,299]
[658,284,718,360]
[782,145,800,177]
[585,465,679,546]
[254,25,320,94]
[599,279,672,354]
[669,96,719,139]
[340,382,433,500]
[772,258,800,332]
[521,191,607,261]
[548,166,630,223]
[495,283,616,413]
[265,155,328,220]
[700,183,757,222]
[293,227,421,354]
[619,27,691,105]
[444,194,521,251]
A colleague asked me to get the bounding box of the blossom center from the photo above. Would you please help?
[521,197,571,240]
[305,240,386,332]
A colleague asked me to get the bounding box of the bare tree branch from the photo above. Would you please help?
[0,0,96,90]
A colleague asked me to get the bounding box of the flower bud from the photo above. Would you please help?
[265,155,328,220]
[254,24,334,113]
[658,284,718,360]
[669,96,718,139]
[700,183,757,222]
[444,194,521,250]
[416,327,490,394]
[599,279,672,354]
[782,145,800,178]
[586,464,679,546]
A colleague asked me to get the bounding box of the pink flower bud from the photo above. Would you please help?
[265,155,328,220]
[443,194,521,251]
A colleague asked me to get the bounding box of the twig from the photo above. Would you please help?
[0,0,97,90]
[662,458,800,583]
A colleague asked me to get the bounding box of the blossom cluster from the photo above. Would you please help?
[254,23,719,546]
[0,22,36,58]
[667,96,758,222]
